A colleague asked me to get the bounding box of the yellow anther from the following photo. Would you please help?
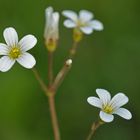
[9,47,21,59]
[102,105,113,114]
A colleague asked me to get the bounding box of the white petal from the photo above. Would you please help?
[87,97,102,108]
[110,93,129,109]
[96,89,111,106]
[17,52,36,69]
[52,12,60,39]
[19,35,37,52]
[79,10,93,22]
[113,108,132,120]
[62,10,78,22]
[45,7,53,16]
[64,20,76,28]
[44,9,59,40]
[80,27,93,34]
[45,7,53,27]
[0,56,15,72]
[3,27,18,47]
[53,12,60,23]
[99,111,114,123]
[88,20,104,31]
[0,43,9,55]
[45,7,53,20]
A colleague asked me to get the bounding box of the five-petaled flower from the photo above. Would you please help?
[44,6,59,52]
[0,27,37,72]
[62,10,103,35]
[87,89,132,123]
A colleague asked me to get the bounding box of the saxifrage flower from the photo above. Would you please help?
[44,6,59,52]
[87,89,132,122]
[0,27,37,72]
[62,10,103,34]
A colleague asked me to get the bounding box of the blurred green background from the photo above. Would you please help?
[0,0,139,140]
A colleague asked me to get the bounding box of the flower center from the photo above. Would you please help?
[9,46,21,59]
[77,20,86,27]
[102,105,113,114]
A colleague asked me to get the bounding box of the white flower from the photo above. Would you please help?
[0,27,37,72]
[87,89,132,123]
[62,10,103,34]
[44,6,59,45]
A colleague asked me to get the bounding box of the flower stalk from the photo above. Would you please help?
[48,51,54,87]
[32,68,49,96]
[86,121,104,140]
[48,93,60,140]
[47,59,72,140]
[32,65,61,140]
[51,59,72,93]
[69,39,80,59]
[69,29,83,59]
[47,49,61,140]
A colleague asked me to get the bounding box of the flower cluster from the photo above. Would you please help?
[0,6,132,140]
[0,7,104,72]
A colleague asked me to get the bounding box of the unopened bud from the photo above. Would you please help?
[66,59,72,66]
[44,7,59,52]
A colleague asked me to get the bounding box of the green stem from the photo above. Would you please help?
[86,121,104,140]
[32,67,60,140]
[48,51,54,87]
[47,49,61,140]
[69,41,79,59]
[32,68,48,96]
[48,94,60,140]
[51,60,72,93]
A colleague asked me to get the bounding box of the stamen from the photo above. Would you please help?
[77,21,84,27]
[9,46,21,59]
[102,105,113,114]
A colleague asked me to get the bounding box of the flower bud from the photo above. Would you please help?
[44,7,59,52]
[66,59,72,66]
